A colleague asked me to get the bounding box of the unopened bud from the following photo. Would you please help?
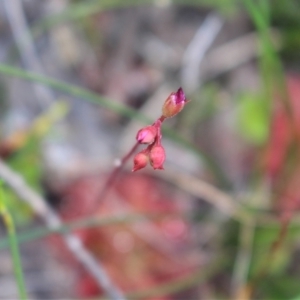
[162,87,187,118]
[136,126,157,144]
[149,145,165,170]
[132,151,149,172]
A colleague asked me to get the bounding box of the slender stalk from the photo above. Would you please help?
[0,182,27,299]
[232,218,255,299]
[256,216,290,280]
[242,0,292,123]
[95,142,140,209]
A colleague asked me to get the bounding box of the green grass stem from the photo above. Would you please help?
[0,182,27,299]
[0,213,147,250]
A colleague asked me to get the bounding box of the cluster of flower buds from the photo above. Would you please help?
[132,87,188,172]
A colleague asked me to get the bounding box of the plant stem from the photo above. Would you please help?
[242,0,292,122]
[0,182,27,299]
[95,142,140,209]
[232,218,255,299]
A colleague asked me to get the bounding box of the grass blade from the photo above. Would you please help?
[0,181,27,299]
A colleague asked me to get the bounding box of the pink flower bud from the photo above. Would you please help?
[136,126,157,144]
[149,145,165,170]
[132,151,149,172]
[162,87,187,118]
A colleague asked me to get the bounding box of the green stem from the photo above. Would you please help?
[0,213,154,250]
[0,182,27,299]
[232,218,255,298]
[242,0,291,119]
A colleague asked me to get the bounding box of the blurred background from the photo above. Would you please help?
[0,0,300,299]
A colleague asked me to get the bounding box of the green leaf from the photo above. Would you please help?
[237,93,269,145]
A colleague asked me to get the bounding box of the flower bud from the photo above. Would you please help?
[149,145,165,170]
[136,126,157,144]
[132,151,149,172]
[162,87,187,118]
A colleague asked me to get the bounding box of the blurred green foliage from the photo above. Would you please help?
[2,101,69,224]
[4,134,41,224]
[237,92,269,145]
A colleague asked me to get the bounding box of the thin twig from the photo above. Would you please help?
[0,159,125,300]
[151,167,300,226]
[156,168,244,219]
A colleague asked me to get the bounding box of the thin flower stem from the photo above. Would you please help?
[95,142,140,208]
[158,115,166,123]
[0,181,27,300]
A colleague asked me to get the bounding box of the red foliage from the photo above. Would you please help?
[264,74,300,220]
[265,107,291,179]
[48,172,197,298]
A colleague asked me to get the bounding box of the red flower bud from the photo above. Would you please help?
[136,126,157,144]
[149,145,165,170]
[162,87,187,118]
[132,150,149,172]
